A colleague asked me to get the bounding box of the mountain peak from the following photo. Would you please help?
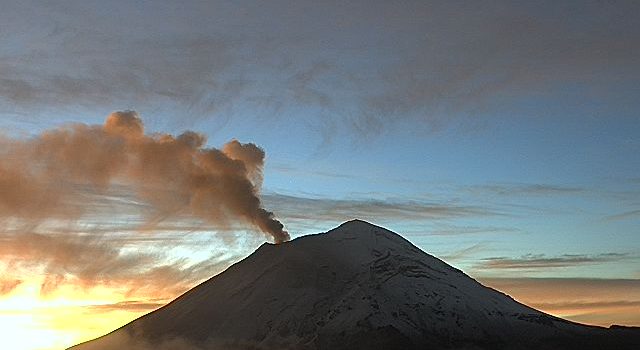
[327,219,400,239]
[335,218,379,229]
[263,219,423,269]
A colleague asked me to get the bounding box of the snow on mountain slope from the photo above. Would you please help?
[70,220,640,350]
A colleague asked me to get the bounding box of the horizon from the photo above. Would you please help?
[1,1,639,349]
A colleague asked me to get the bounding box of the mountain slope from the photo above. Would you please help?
[70,220,640,350]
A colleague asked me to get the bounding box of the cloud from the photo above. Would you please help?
[262,193,502,224]
[604,209,640,222]
[0,230,238,297]
[0,278,22,295]
[0,19,240,117]
[270,165,357,180]
[341,0,636,127]
[1,1,638,136]
[426,225,521,236]
[477,253,629,270]
[466,183,585,197]
[530,299,640,311]
[479,277,640,326]
[86,300,166,312]
[440,243,488,262]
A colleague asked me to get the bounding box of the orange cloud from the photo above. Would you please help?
[0,278,22,295]
[480,278,640,327]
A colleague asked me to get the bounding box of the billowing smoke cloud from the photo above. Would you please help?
[0,111,289,243]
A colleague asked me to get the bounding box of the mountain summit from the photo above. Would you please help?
[70,220,639,350]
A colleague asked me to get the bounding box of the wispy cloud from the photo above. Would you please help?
[2,1,637,136]
[604,209,640,222]
[86,300,166,312]
[0,231,240,297]
[440,243,488,262]
[263,193,502,224]
[466,183,584,197]
[0,278,22,295]
[427,225,521,236]
[530,300,640,311]
[270,164,357,180]
[0,194,251,299]
[477,253,629,270]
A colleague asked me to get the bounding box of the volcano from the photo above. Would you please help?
[70,220,639,349]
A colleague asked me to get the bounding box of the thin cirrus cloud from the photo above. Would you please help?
[466,183,585,197]
[0,180,250,297]
[1,1,638,136]
[440,243,488,262]
[477,253,630,270]
[85,300,167,312]
[262,193,503,224]
[603,209,640,222]
[428,226,521,236]
[530,300,640,311]
[0,230,239,297]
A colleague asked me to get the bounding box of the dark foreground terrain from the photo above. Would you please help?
[70,220,640,350]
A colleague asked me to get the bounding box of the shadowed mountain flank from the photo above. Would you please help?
[70,220,640,350]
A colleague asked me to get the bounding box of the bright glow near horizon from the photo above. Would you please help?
[0,279,152,350]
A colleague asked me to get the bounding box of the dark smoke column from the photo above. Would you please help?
[104,111,291,243]
[219,139,290,243]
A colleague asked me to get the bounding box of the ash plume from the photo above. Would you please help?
[0,111,289,243]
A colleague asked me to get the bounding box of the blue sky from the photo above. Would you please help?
[0,1,639,332]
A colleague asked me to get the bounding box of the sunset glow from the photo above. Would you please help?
[0,278,157,350]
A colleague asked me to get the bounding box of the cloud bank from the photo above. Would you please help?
[1,1,638,137]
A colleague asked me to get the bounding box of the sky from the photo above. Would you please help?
[0,1,639,349]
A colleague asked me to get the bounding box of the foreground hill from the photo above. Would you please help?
[71,220,640,350]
